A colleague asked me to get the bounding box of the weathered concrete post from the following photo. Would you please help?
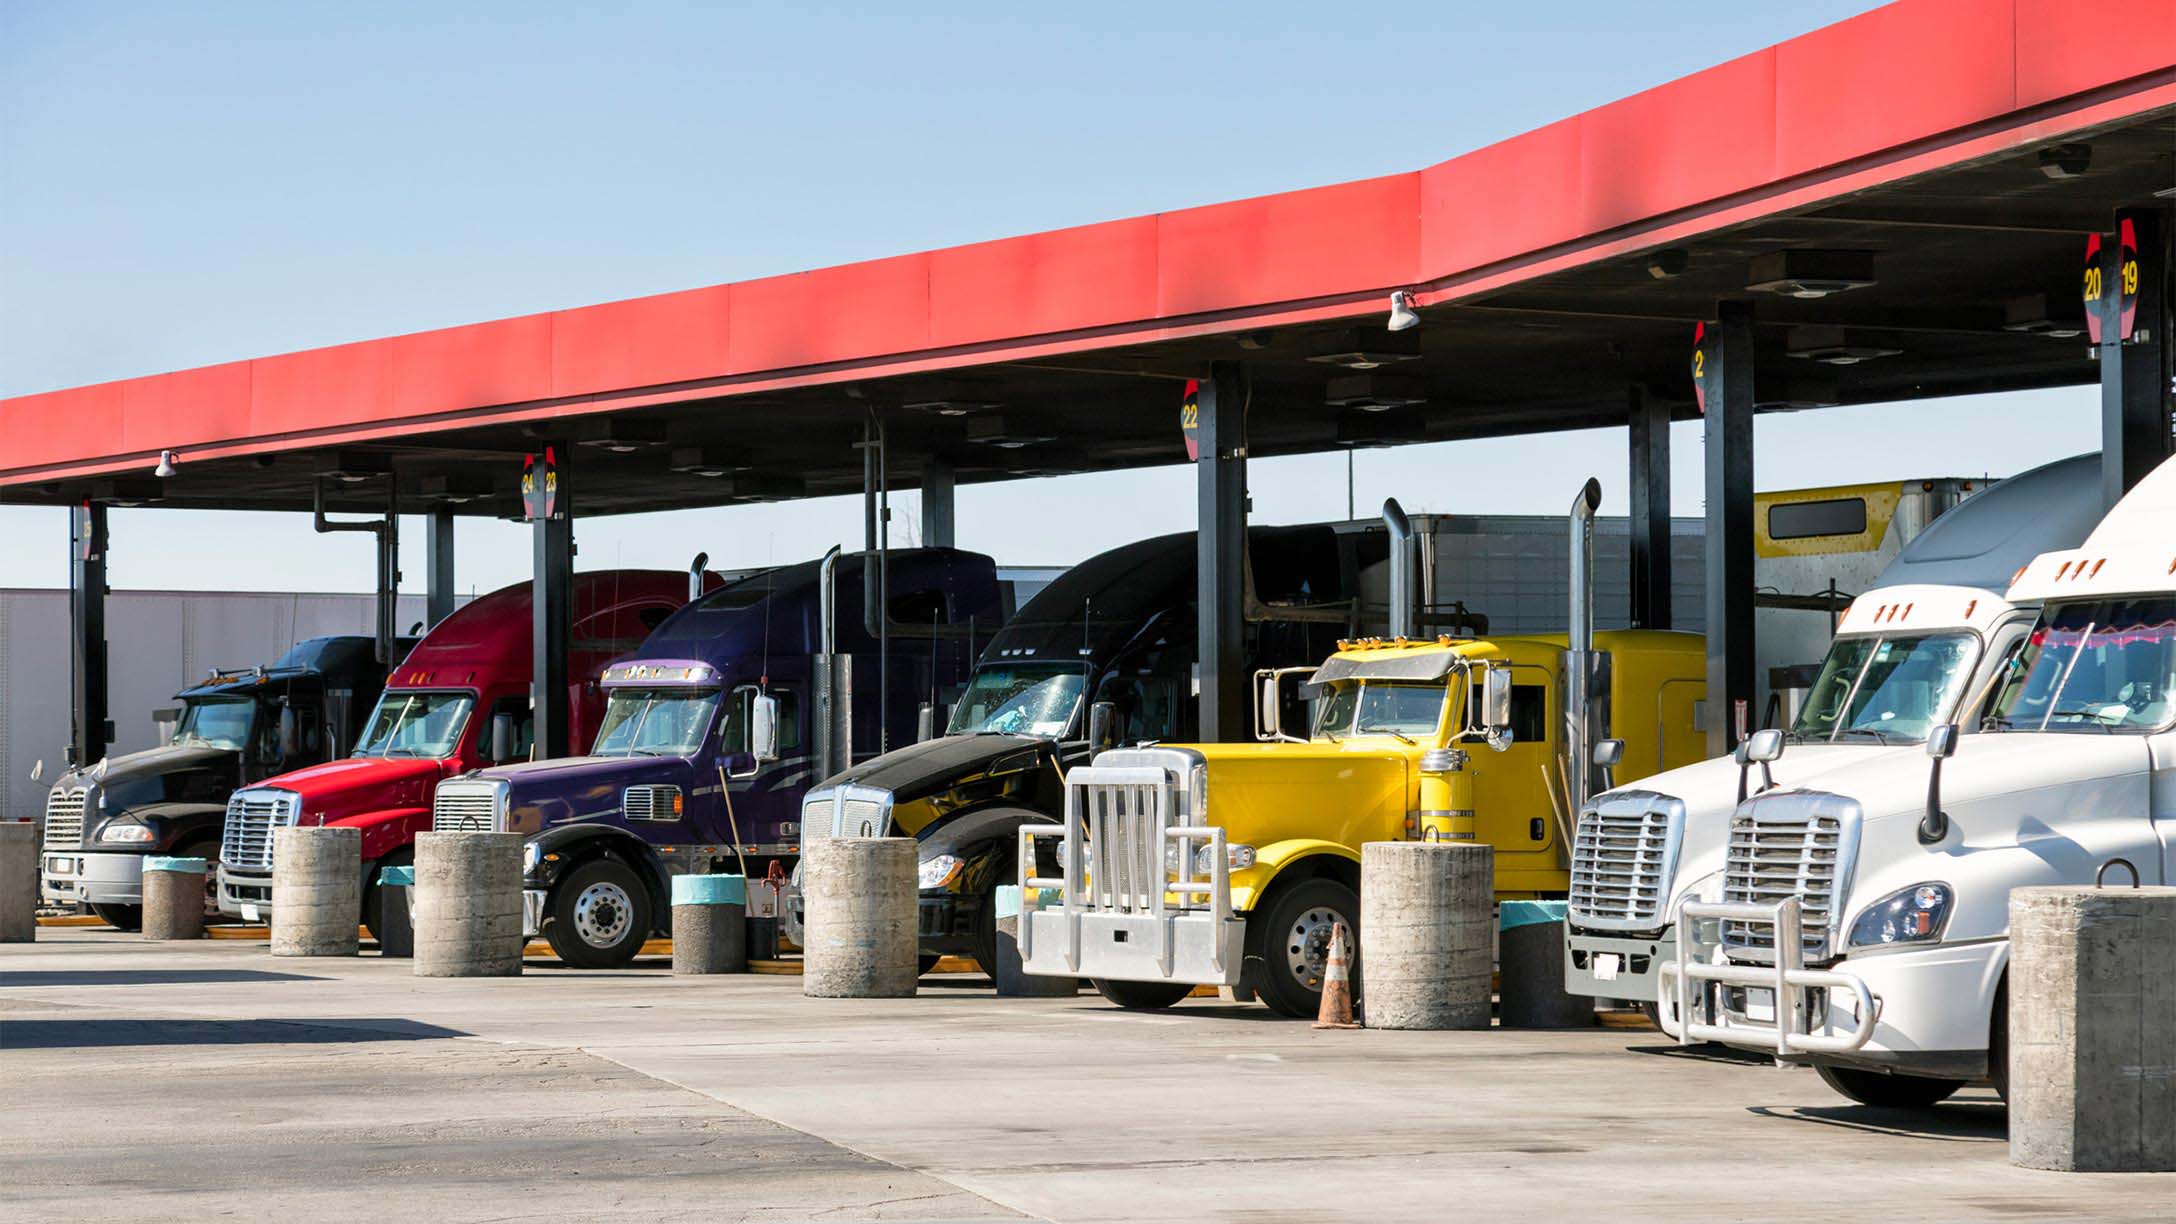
[1360,841,1492,1030]
[1498,900,1592,1028]
[376,865,415,959]
[141,856,207,941]
[271,826,362,957]
[802,837,917,998]
[2010,884,2176,1172]
[992,884,1076,997]
[671,874,747,975]
[0,822,36,943]
[412,831,524,978]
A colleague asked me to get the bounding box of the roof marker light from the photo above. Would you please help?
[1964,600,1978,619]
[2090,559,2107,578]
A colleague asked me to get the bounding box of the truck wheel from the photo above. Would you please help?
[1814,1064,1965,1108]
[1252,877,1360,1019]
[544,858,653,969]
[173,836,223,920]
[1092,979,1194,1009]
[91,903,142,932]
[1987,976,2009,1102]
[361,847,413,943]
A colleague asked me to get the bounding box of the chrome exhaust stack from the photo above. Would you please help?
[688,552,709,602]
[1383,498,1416,639]
[815,545,851,780]
[1565,479,1607,815]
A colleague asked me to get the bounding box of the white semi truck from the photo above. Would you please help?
[1653,449,2176,1106]
[1564,455,2103,1014]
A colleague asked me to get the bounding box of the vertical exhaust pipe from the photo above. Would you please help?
[1565,479,1603,816]
[1383,498,1415,639]
[688,552,708,603]
[816,545,845,779]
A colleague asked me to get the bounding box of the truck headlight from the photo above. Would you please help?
[1849,882,1952,948]
[1167,841,1254,874]
[98,823,154,844]
[918,853,965,890]
[522,841,541,874]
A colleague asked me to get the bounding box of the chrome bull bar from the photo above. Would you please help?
[1657,896,1880,1057]
[1017,764,1240,984]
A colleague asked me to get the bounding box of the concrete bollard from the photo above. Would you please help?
[142,857,208,941]
[271,826,362,957]
[1498,900,1593,1029]
[2010,884,2176,1172]
[412,832,524,978]
[802,837,917,998]
[1360,841,1493,1030]
[671,874,748,975]
[375,865,415,959]
[1,822,35,943]
[992,885,1076,997]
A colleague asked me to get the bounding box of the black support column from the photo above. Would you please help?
[920,459,954,549]
[1627,386,1672,631]
[532,446,573,760]
[1699,303,1756,757]
[1197,361,1248,743]
[425,507,456,629]
[2099,206,2175,508]
[68,501,111,767]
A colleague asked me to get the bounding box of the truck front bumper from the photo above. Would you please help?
[1565,925,1676,1004]
[523,889,547,938]
[1020,906,1246,986]
[217,868,273,919]
[41,851,144,907]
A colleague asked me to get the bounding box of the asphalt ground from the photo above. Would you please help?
[4,929,2170,1222]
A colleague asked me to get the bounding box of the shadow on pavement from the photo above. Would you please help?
[1,969,323,987]
[2,1017,469,1049]
[1750,1097,2006,1143]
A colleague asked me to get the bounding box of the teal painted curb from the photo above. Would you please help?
[1501,899,1569,931]
[144,856,207,874]
[379,865,415,887]
[672,874,747,906]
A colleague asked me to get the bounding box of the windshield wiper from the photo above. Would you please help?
[1356,725,1416,744]
[2047,708,2118,732]
[1832,728,1894,745]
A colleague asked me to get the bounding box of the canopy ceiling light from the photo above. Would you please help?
[1325,372,1427,412]
[1305,326,1421,371]
[966,415,1055,449]
[2037,142,2092,180]
[904,399,999,417]
[1386,290,1421,332]
[572,419,668,452]
[668,446,749,478]
[1745,250,1877,299]
[316,451,390,484]
[1785,325,1900,366]
[416,473,494,504]
[721,473,805,501]
[2002,293,2087,339]
[1336,407,1426,448]
[1645,248,1689,280]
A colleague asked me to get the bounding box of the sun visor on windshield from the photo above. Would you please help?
[1309,651,1458,687]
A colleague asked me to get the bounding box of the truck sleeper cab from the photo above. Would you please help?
[432,548,1001,968]
[1658,452,2176,1108]
[38,635,401,930]
[1019,629,1707,1017]
[216,571,705,933]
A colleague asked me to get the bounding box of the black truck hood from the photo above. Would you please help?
[59,745,232,793]
[823,734,1067,836]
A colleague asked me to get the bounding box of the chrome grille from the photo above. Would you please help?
[799,792,835,844]
[1720,791,1861,964]
[622,784,681,821]
[221,788,296,872]
[840,798,886,838]
[41,788,87,850]
[799,787,893,841]
[1567,791,1683,933]
[432,780,506,832]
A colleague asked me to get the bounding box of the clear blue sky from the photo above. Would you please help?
[0,1,2098,594]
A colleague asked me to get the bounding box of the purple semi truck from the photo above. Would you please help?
[429,547,1002,966]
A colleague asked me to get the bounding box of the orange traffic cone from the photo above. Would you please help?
[1314,920,1359,1029]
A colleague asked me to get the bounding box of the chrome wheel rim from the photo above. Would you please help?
[1283,905,1346,990]
[573,881,634,948]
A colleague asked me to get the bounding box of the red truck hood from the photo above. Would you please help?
[260,754,453,820]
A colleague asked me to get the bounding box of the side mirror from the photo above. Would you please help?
[1087,700,1117,751]
[1920,723,1958,845]
[1734,728,1783,803]
[916,702,939,743]
[278,707,299,760]
[28,759,43,783]
[1592,739,1624,768]
[489,712,517,763]
[1483,667,1514,731]
[1256,673,1281,742]
[750,694,781,764]
[1926,723,1959,760]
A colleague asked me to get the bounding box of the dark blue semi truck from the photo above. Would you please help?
[429,547,1002,966]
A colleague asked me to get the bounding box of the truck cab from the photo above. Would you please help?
[215,571,705,932]
[1655,454,2170,1108]
[432,548,1001,967]
[37,635,401,929]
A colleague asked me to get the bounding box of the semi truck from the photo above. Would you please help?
[1565,454,2104,1015]
[1011,480,1710,1016]
[215,570,709,933]
[37,634,406,929]
[430,548,1003,967]
[1653,451,2162,1107]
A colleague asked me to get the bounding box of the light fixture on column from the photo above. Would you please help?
[1387,290,1421,332]
[153,450,178,478]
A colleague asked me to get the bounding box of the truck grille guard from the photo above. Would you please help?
[1017,750,1240,985]
[1656,895,1880,1057]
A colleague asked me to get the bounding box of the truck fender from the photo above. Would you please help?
[117,801,228,854]
[324,808,431,864]
[914,803,1057,861]
[529,823,673,922]
[1229,839,1361,914]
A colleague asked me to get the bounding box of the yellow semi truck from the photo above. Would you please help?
[1017,481,1709,1017]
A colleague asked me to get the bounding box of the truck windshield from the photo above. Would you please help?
[593,687,721,757]
[947,663,1087,738]
[1993,598,2176,732]
[1314,681,1446,741]
[1792,632,1977,742]
[173,697,256,751]
[354,691,475,759]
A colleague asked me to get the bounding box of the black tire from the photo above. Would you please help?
[1988,976,2009,1102]
[1815,1063,1966,1108]
[361,846,413,943]
[968,882,1001,977]
[1250,877,1360,1019]
[172,836,223,920]
[918,954,942,976]
[543,857,653,969]
[1092,978,1195,1010]
[91,903,142,932]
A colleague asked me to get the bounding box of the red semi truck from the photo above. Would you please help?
[216,569,710,933]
